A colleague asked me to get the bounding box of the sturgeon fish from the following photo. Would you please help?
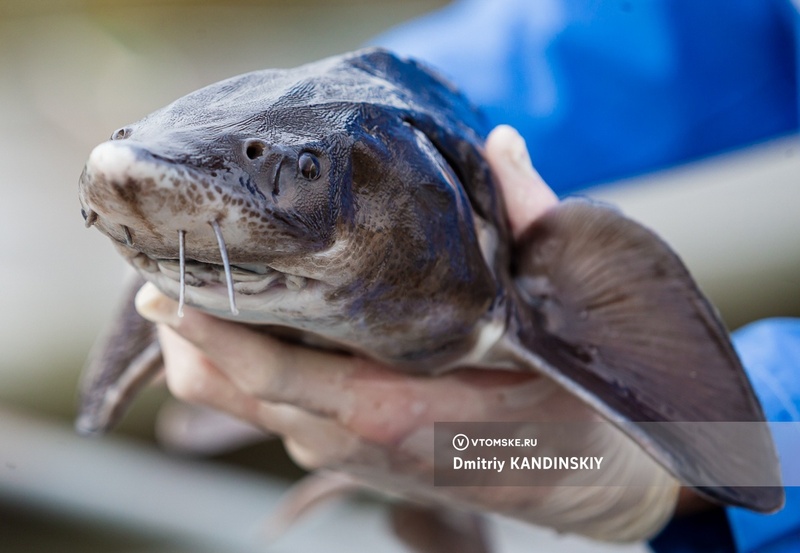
[77,48,783,514]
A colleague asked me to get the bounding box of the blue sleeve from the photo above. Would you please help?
[373,0,798,195]
[724,319,800,552]
[650,320,800,553]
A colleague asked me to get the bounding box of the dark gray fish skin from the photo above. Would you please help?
[78,49,503,370]
[77,48,783,514]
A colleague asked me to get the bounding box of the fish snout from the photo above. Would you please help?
[79,140,235,252]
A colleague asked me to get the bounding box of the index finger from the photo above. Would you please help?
[136,283,533,445]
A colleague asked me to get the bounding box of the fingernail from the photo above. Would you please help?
[135,282,179,326]
[504,128,537,178]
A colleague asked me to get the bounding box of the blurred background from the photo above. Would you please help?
[0,1,798,552]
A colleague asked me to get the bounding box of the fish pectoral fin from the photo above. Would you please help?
[510,198,783,513]
[76,276,163,435]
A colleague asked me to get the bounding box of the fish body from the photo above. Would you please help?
[78,48,783,514]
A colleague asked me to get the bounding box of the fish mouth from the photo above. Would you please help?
[108,221,314,318]
[133,253,310,294]
[131,248,314,316]
[84,201,318,318]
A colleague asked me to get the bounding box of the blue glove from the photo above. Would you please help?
[725,319,800,552]
[374,0,797,194]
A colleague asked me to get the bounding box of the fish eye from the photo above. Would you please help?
[298,152,320,180]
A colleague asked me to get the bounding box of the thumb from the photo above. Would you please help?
[485,125,558,239]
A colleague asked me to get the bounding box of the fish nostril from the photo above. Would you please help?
[81,207,98,228]
[111,127,131,140]
[244,140,266,160]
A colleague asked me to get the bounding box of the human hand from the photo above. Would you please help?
[136,125,679,541]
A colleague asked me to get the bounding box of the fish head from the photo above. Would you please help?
[79,49,503,364]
